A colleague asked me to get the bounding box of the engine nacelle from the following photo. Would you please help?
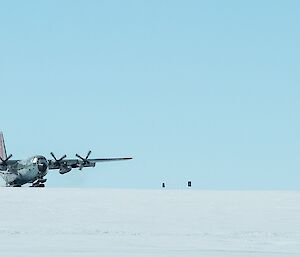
[59,166,72,174]
[0,164,7,171]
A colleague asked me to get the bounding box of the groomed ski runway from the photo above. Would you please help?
[0,189,299,257]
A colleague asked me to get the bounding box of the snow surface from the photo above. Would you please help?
[0,189,299,257]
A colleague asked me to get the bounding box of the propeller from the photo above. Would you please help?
[50,152,67,166]
[76,150,92,170]
[0,154,13,166]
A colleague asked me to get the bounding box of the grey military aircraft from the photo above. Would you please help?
[0,132,132,187]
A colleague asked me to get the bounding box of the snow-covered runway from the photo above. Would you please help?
[0,189,299,257]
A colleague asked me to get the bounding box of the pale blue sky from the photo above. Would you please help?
[0,1,299,188]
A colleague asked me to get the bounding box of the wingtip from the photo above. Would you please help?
[124,157,133,160]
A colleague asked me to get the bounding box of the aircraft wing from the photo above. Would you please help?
[6,160,19,165]
[48,157,132,171]
[0,160,19,169]
[87,157,133,162]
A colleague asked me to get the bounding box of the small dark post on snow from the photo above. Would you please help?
[162,183,165,188]
[188,181,192,187]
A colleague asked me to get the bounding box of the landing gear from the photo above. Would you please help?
[31,178,47,187]
[30,183,45,187]
[37,178,47,184]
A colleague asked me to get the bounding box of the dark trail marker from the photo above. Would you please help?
[188,181,192,187]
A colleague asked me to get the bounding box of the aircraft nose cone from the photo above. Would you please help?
[38,163,47,172]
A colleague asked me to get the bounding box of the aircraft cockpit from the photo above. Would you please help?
[32,157,38,164]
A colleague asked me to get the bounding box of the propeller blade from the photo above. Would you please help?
[76,151,92,170]
[51,153,67,168]
[76,154,85,161]
[58,154,67,162]
[86,150,91,159]
[0,154,12,165]
[50,152,57,161]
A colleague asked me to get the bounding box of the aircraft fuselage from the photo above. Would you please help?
[0,156,48,186]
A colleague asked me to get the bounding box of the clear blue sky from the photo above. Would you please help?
[0,1,299,189]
